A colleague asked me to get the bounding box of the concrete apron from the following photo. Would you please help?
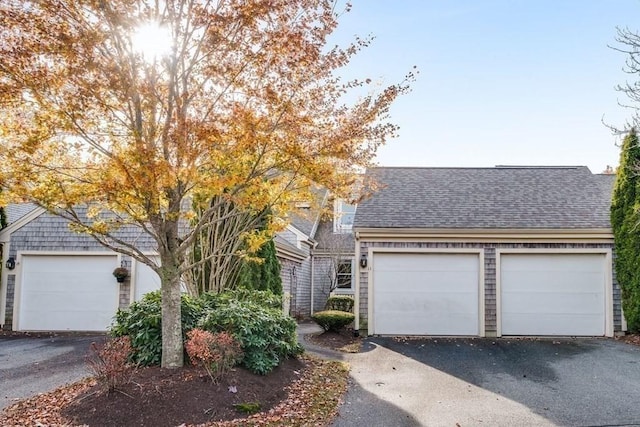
[296,325,553,427]
[339,343,554,427]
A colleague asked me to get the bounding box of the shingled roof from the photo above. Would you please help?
[353,166,615,230]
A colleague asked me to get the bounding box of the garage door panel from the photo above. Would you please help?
[20,291,115,311]
[19,309,117,332]
[500,254,606,336]
[504,291,604,312]
[503,255,605,272]
[19,254,119,331]
[502,271,603,292]
[373,253,480,336]
[502,313,604,336]
[377,312,479,336]
[377,291,479,314]
[375,271,478,293]
[376,253,478,272]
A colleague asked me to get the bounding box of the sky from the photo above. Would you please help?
[330,1,640,173]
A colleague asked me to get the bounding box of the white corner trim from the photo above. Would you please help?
[0,242,10,327]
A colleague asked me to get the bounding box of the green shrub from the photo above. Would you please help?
[237,238,283,295]
[325,295,355,313]
[199,299,302,375]
[200,288,282,311]
[111,289,298,373]
[110,291,204,366]
[311,310,355,332]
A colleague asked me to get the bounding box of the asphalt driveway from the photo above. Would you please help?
[0,335,104,410]
[327,336,640,427]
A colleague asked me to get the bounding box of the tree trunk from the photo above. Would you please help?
[159,237,184,368]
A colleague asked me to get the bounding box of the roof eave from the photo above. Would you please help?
[354,227,614,242]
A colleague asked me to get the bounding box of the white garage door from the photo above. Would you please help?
[133,257,188,300]
[500,253,606,336]
[133,257,161,301]
[373,252,480,335]
[18,254,119,331]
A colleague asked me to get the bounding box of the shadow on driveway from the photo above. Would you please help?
[368,336,640,427]
[0,335,105,410]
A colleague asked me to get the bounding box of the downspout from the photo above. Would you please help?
[354,231,360,332]
[309,238,318,317]
[0,242,8,329]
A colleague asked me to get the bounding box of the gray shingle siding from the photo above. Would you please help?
[355,167,615,230]
[292,254,312,318]
[357,241,621,335]
[3,275,15,330]
[5,203,39,225]
[8,208,157,257]
[277,229,299,247]
[311,257,333,312]
[2,209,157,328]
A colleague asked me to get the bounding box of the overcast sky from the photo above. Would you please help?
[331,0,640,173]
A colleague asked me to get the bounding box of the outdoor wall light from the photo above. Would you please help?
[359,253,367,269]
[5,257,15,270]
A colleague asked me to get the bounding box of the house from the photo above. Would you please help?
[272,191,356,317]
[0,196,355,331]
[352,166,623,337]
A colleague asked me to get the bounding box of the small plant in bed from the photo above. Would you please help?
[311,310,355,332]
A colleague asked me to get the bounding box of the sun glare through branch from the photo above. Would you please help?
[131,22,172,59]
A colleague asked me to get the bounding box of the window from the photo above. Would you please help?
[334,199,356,233]
[336,259,353,290]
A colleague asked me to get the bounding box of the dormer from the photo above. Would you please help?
[333,198,356,233]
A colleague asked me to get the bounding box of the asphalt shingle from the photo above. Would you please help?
[353,166,615,229]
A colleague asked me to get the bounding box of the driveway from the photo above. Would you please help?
[319,335,640,427]
[0,335,104,410]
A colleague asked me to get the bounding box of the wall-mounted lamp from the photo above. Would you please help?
[5,257,15,270]
[359,253,367,269]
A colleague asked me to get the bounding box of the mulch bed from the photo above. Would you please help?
[617,333,640,347]
[65,359,303,426]
[306,329,362,353]
[0,356,349,427]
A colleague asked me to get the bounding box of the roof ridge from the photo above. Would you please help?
[369,165,590,171]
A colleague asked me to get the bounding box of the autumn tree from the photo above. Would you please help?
[611,129,640,332]
[0,0,411,367]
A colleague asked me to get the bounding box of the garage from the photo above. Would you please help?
[372,251,482,336]
[499,252,609,336]
[16,253,120,331]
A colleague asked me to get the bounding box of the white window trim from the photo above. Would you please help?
[333,258,355,293]
[333,199,356,233]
